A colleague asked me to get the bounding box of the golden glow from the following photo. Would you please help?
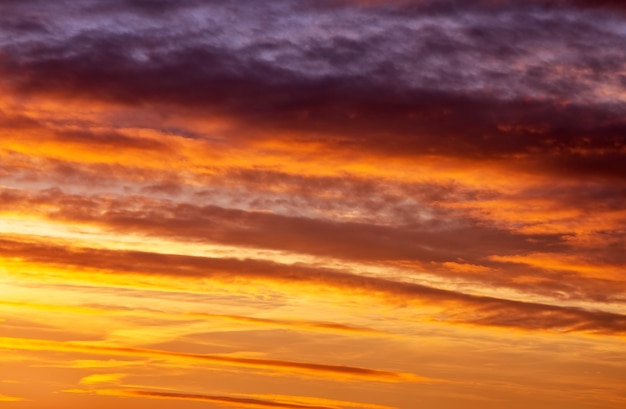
[1,8,625,408]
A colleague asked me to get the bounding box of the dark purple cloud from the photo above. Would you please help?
[1,0,624,181]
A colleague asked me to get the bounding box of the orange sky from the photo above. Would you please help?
[1,1,625,408]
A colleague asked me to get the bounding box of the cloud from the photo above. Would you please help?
[0,187,568,266]
[0,394,22,402]
[94,388,398,409]
[0,300,381,336]
[0,2,624,407]
[0,0,624,182]
[79,373,126,386]
[111,389,340,409]
[1,237,624,335]
[2,175,624,309]
[182,312,381,335]
[0,337,422,382]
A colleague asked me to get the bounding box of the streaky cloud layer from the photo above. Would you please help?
[0,1,624,408]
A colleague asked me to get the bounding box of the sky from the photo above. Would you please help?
[0,0,625,408]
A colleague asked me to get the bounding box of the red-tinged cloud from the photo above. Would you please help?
[1,237,625,335]
[0,337,420,382]
[0,0,624,182]
[0,300,380,336]
[1,185,624,305]
[112,389,364,409]
[0,187,567,264]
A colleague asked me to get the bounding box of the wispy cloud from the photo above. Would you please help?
[87,388,397,409]
[0,394,22,402]
[0,337,424,382]
[3,236,625,335]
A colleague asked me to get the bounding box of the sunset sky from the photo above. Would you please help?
[1,1,625,408]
